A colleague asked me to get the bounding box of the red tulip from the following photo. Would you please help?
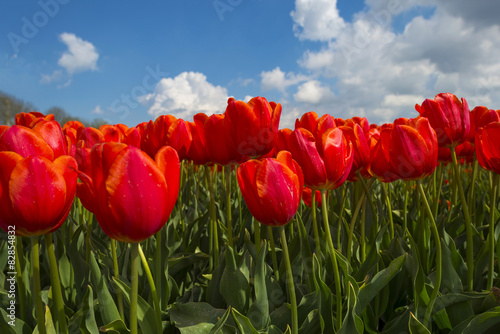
[195,113,243,165]
[237,151,303,226]
[141,115,192,161]
[15,112,54,128]
[389,117,438,180]
[0,125,66,160]
[225,97,281,158]
[302,187,323,208]
[469,106,500,143]
[0,152,78,236]
[475,122,500,174]
[273,128,293,156]
[288,127,353,190]
[368,125,401,183]
[295,112,336,146]
[339,123,370,181]
[416,92,470,147]
[186,120,210,165]
[77,142,180,243]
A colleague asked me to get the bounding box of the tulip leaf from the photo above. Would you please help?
[298,309,321,334]
[112,277,160,334]
[89,252,121,325]
[0,308,32,334]
[355,253,406,315]
[169,302,225,334]
[80,285,99,334]
[98,319,130,333]
[220,245,249,313]
[408,312,431,334]
[338,282,363,334]
[247,241,270,330]
[231,308,259,334]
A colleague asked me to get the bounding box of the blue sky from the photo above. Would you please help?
[2,0,500,128]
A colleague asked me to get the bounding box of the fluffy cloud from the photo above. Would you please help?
[261,67,308,93]
[139,71,228,119]
[58,33,99,74]
[277,0,500,126]
[294,80,335,104]
[290,0,345,41]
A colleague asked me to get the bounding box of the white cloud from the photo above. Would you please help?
[92,105,104,114]
[40,69,63,84]
[281,0,500,125]
[58,33,99,74]
[290,0,345,41]
[261,67,309,93]
[139,71,228,119]
[294,80,335,104]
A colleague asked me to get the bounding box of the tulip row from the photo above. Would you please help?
[1,93,500,334]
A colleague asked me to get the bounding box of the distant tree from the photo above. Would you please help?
[0,91,35,125]
[89,118,109,128]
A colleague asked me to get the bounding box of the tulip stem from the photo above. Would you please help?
[381,183,394,240]
[130,242,139,334]
[31,236,46,334]
[347,192,366,262]
[356,172,378,234]
[15,237,26,322]
[337,186,347,250]
[138,244,162,330]
[85,213,93,264]
[487,173,498,290]
[254,217,261,255]
[206,167,219,268]
[155,230,163,309]
[279,226,298,334]
[225,166,233,247]
[417,181,442,330]
[267,226,279,282]
[44,233,68,334]
[321,189,343,330]
[111,239,125,320]
[450,148,474,291]
[310,191,321,255]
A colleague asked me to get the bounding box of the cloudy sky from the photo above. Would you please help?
[2,0,500,128]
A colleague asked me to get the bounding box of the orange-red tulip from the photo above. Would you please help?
[416,92,470,147]
[288,127,353,190]
[0,152,77,236]
[77,143,180,243]
[475,122,500,174]
[225,97,281,158]
[468,106,500,143]
[237,151,303,226]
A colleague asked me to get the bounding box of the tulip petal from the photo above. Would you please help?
[155,146,180,223]
[106,146,169,242]
[0,125,54,160]
[9,156,67,236]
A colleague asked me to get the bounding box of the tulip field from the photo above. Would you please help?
[2,93,500,334]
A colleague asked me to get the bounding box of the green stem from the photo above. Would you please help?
[44,233,68,334]
[225,166,233,248]
[138,244,162,330]
[433,164,444,219]
[311,191,321,255]
[417,181,442,330]
[15,237,26,322]
[155,230,163,309]
[111,239,125,320]
[337,186,347,250]
[361,199,366,262]
[130,243,139,334]
[267,226,279,282]
[31,236,46,334]
[382,183,394,239]
[357,172,378,233]
[206,167,219,267]
[347,193,366,262]
[403,182,411,235]
[279,227,298,334]
[254,217,261,255]
[450,148,475,291]
[85,213,93,264]
[321,189,342,330]
[487,173,498,290]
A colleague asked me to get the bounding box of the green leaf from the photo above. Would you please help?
[112,277,160,334]
[408,312,431,334]
[461,306,500,334]
[98,319,130,334]
[89,251,121,325]
[220,245,249,313]
[247,241,269,330]
[45,305,57,334]
[298,309,321,334]
[338,282,363,334]
[169,302,226,334]
[0,308,32,334]
[231,308,258,334]
[355,254,407,315]
[80,285,99,334]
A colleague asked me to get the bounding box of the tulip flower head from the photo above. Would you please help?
[77,142,180,243]
[237,151,303,226]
